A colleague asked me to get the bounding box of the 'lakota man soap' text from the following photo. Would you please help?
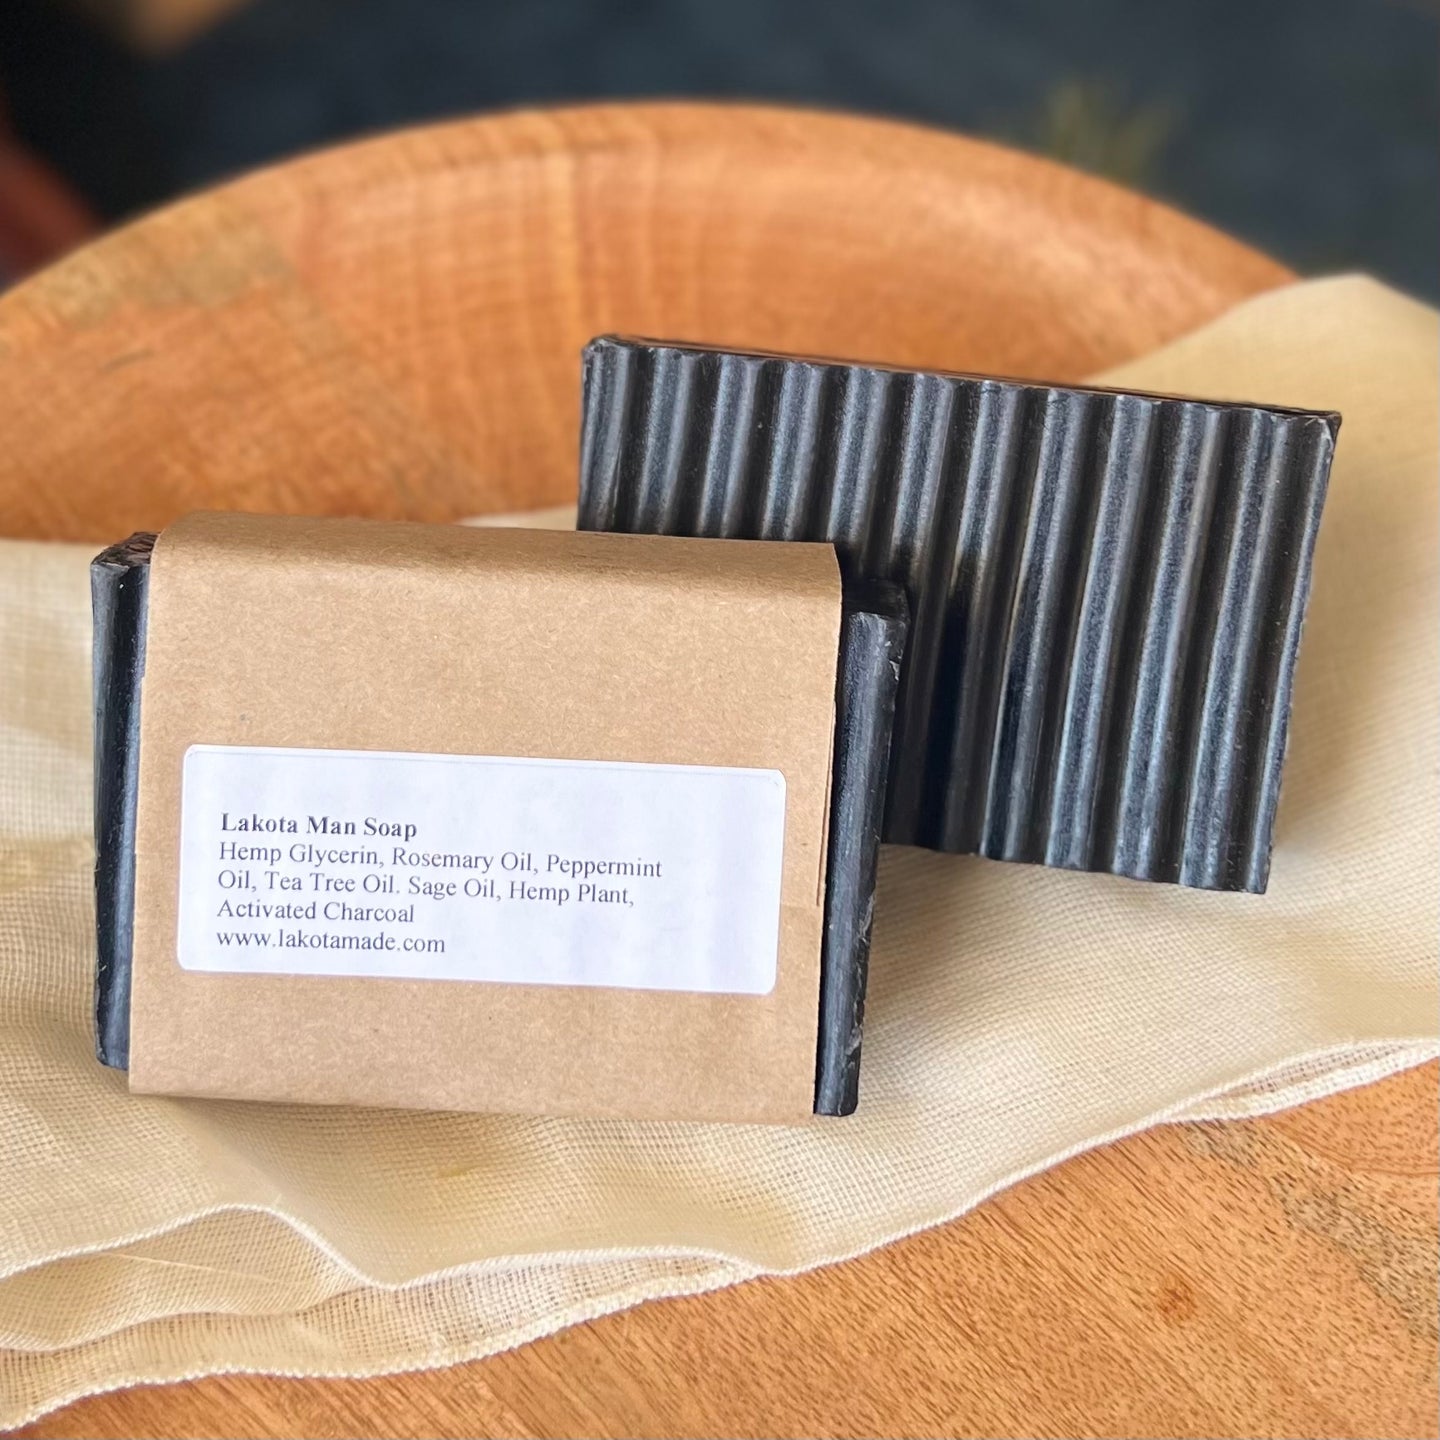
[220,812,418,842]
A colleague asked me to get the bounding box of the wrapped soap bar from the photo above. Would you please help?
[92,516,907,1118]
[578,337,1340,893]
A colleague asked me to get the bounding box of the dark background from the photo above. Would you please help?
[1,0,1435,296]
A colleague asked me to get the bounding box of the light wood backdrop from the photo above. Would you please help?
[0,104,1433,1438]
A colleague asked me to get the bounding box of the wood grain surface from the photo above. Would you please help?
[0,103,1286,541]
[19,1066,1439,1440]
[0,103,1431,1438]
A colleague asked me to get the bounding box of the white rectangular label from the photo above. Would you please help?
[177,745,786,993]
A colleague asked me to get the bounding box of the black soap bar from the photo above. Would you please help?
[90,534,909,1116]
[817,577,908,1115]
[578,337,1340,893]
[92,533,154,1070]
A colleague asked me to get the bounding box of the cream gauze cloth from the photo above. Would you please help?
[0,276,1435,1427]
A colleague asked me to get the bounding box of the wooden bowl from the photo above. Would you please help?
[8,104,1437,1440]
[0,102,1286,542]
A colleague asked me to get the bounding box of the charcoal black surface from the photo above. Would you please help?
[91,532,155,1070]
[578,337,1340,893]
[815,578,908,1116]
[90,533,905,1115]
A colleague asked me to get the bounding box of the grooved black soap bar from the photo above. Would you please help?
[578,337,1340,893]
[91,534,908,1115]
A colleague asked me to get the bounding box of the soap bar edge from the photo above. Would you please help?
[813,578,909,1116]
[91,532,155,1070]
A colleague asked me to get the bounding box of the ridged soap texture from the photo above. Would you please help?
[578,338,1339,893]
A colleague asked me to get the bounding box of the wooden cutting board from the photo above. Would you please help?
[2,103,1434,1439]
